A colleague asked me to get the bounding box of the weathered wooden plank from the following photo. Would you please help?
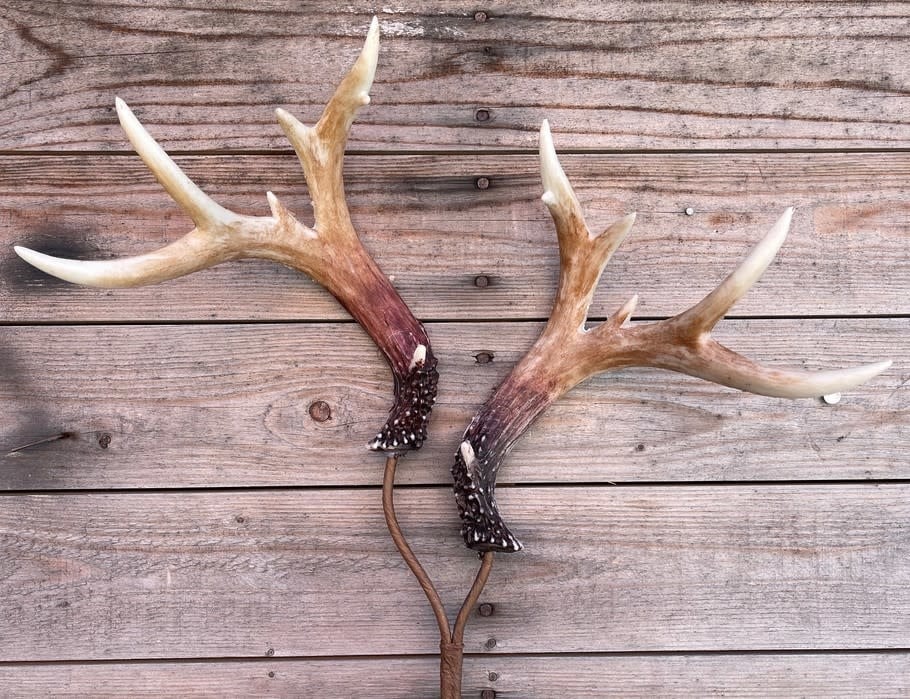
[1,486,908,661]
[1,2,907,150]
[2,152,906,321]
[0,319,903,490]
[1,653,908,698]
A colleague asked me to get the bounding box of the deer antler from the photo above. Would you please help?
[453,120,892,553]
[14,18,437,453]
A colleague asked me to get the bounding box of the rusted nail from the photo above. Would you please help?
[475,176,490,190]
[481,689,496,699]
[478,602,495,616]
[308,400,332,422]
[475,351,494,365]
[265,648,275,657]
[488,671,499,682]
[98,433,112,449]
[474,108,491,122]
[484,637,497,649]
[474,275,490,288]
[474,10,489,22]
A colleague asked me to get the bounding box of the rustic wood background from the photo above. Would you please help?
[1,2,908,696]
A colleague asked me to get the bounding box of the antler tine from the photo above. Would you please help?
[451,123,891,554]
[674,207,793,336]
[116,97,239,229]
[15,19,439,454]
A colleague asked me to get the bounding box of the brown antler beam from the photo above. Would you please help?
[452,120,892,553]
[14,19,437,452]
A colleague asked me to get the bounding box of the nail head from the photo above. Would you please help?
[474,10,489,22]
[485,637,497,649]
[481,690,497,699]
[475,176,490,190]
[474,275,490,288]
[474,108,491,122]
[685,207,695,216]
[475,351,494,364]
[478,602,495,616]
[822,393,842,405]
[98,433,112,449]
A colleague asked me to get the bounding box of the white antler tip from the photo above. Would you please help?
[13,246,98,287]
[539,119,572,207]
[801,359,892,397]
[354,16,380,94]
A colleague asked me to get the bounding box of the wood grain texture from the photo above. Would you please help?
[2,152,906,322]
[1,1,907,150]
[1,0,907,689]
[0,319,903,490]
[1,653,908,698]
[1,486,908,662]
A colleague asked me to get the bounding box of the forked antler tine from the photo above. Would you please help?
[642,207,893,398]
[539,120,636,330]
[274,17,379,228]
[13,98,275,288]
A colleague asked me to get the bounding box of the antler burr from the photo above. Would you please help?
[453,120,892,553]
[14,18,437,453]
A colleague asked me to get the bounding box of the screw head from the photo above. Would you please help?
[475,351,494,365]
[308,400,332,422]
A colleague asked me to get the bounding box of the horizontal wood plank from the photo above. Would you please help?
[1,485,908,661]
[1,2,907,150]
[2,152,906,322]
[0,319,903,490]
[1,653,908,698]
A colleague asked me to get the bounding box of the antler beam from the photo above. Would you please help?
[14,19,437,453]
[452,120,892,553]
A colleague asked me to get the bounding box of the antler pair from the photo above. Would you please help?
[14,18,437,454]
[452,120,892,552]
[14,23,890,555]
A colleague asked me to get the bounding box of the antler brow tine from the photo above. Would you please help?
[14,18,439,453]
[451,121,891,553]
